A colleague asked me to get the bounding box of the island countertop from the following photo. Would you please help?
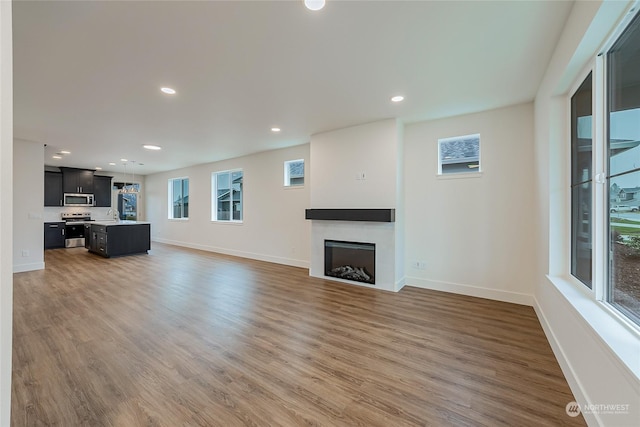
[90,220,151,226]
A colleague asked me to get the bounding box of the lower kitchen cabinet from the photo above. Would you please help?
[88,222,150,257]
[44,222,65,249]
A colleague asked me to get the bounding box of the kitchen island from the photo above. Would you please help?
[87,220,150,258]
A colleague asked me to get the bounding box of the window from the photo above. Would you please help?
[168,177,189,219]
[570,73,593,288]
[438,134,481,175]
[607,12,640,324]
[213,170,243,222]
[569,10,640,326]
[284,159,304,187]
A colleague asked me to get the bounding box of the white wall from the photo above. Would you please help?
[310,119,399,208]
[534,1,640,426]
[0,1,12,424]
[403,103,536,305]
[146,144,310,267]
[13,139,44,272]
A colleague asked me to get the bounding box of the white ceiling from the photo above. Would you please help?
[13,0,574,175]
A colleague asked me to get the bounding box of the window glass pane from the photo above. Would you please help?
[232,171,243,221]
[571,73,593,288]
[438,134,480,175]
[572,74,592,185]
[216,172,230,220]
[607,13,640,324]
[571,182,592,287]
[169,178,188,219]
[172,179,182,219]
[214,171,242,221]
[609,169,640,323]
[286,160,304,186]
[182,179,189,218]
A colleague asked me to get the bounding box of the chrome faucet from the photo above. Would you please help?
[106,208,120,221]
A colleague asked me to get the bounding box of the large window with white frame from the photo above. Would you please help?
[570,9,640,327]
[212,169,243,222]
[168,177,189,220]
[606,11,640,325]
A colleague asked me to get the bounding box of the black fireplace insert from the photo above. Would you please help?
[324,240,375,284]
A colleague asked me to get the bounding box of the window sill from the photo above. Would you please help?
[284,185,305,190]
[168,218,189,221]
[546,275,640,380]
[436,171,483,180]
[210,220,243,226]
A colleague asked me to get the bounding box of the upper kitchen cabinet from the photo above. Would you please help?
[61,167,94,194]
[93,175,113,207]
[44,171,63,206]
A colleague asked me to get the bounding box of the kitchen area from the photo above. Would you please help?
[43,166,150,258]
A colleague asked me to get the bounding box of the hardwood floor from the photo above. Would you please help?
[12,243,585,426]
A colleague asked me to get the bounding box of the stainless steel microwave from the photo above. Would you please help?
[63,193,94,207]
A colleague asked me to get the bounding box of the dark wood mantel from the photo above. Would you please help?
[305,208,395,222]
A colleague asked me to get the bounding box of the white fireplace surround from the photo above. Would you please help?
[310,220,402,292]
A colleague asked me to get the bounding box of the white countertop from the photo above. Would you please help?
[91,220,151,226]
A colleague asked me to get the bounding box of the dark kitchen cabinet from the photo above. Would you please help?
[93,175,113,207]
[44,222,65,249]
[44,171,63,206]
[61,167,94,194]
[88,223,150,258]
[84,224,92,249]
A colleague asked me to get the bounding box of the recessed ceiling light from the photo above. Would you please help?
[160,87,176,95]
[120,158,128,162]
[109,162,116,166]
[60,150,71,154]
[305,0,325,11]
[271,127,281,132]
[95,167,103,170]
[143,144,162,150]
[52,155,62,159]
[391,95,404,103]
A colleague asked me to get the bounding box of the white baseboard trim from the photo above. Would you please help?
[395,276,406,292]
[13,262,45,273]
[406,276,533,306]
[152,238,309,269]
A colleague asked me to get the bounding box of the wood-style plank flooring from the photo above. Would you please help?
[12,243,585,426]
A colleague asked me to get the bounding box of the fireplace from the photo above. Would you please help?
[324,240,375,285]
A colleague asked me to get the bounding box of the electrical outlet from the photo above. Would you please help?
[418,261,427,270]
[21,249,30,257]
[411,261,420,269]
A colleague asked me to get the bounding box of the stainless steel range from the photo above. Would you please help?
[61,212,93,248]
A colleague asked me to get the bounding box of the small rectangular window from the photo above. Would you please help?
[213,169,243,222]
[168,177,189,219]
[438,134,481,175]
[284,159,305,187]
